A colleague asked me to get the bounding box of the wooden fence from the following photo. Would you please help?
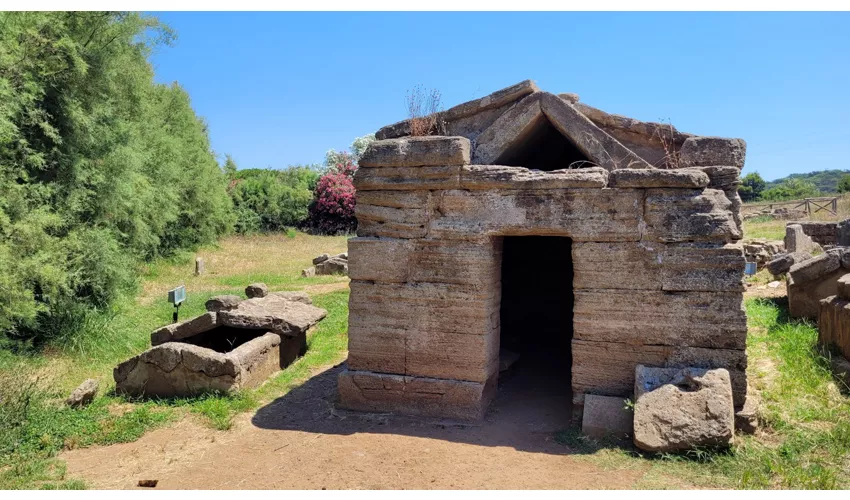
[741,197,839,217]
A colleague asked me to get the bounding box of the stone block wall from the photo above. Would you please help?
[338,135,748,420]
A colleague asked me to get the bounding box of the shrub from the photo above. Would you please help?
[762,178,821,201]
[837,174,850,194]
[309,154,357,235]
[739,172,767,202]
[229,166,320,234]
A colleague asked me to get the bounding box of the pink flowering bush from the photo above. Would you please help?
[309,153,358,234]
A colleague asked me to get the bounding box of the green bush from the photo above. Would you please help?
[229,166,320,233]
[0,12,233,346]
[761,178,821,202]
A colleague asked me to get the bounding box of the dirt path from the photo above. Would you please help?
[62,362,664,490]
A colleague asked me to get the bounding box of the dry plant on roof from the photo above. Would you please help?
[406,85,444,136]
[652,119,682,169]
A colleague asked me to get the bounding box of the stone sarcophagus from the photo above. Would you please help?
[338,80,748,422]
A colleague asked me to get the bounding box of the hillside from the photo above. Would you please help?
[766,169,850,194]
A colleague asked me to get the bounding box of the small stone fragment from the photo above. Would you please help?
[312,253,330,265]
[301,267,316,278]
[582,394,634,438]
[194,257,204,276]
[138,480,158,488]
[205,295,242,312]
[245,282,269,298]
[66,379,98,408]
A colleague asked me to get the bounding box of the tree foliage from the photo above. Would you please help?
[837,174,850,194]
[228,164,320,234]
[761,178,821,202]
[0,12,233,344]
[738,172,766,202]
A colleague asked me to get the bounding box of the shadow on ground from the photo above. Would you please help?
[252,355,633,457]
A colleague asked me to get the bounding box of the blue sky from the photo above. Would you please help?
[149,12,850,181]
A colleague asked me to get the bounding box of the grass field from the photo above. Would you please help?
[0,232,350,489]
[742,194,850,241]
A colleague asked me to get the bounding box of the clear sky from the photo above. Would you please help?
[149,12,850,181]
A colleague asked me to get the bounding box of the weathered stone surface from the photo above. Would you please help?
[571,340,747,407]
[337,369,496,420]
[205,295,242,313]
[572,242,745,292]
[574,102,693,168]
[219,295,328,337]
[609,168,709,189]
[789,267,845,319]
[66,378,98,408]
[766,252,812,276]
[375,80,539,140]
[301,267,316,277]
[359,136,471,168]
[347,280,499,382]
[644,188,741,243]
[348,237,500,286]
[353,165,460,192]
[573,290,747,349]
[312,253,329,265]
[269,291,313,305]
[830,354,850,389]
[788,250,840,286]
[818,295,850,360]
[697,166,741,189]
[472,93,546,166]
[180,343,239,378]
[195,257,204,276]
[315,256,348,275]
[788,221,838,247]
[245,283,269,298]
[429,188,644,242]
[837,219,850,247]
[735,391,760,434]
[151,312,217,346]
[140,343,184,372]
[838,274,850,300]
[678,136,747,169]
[559,92,580,104]
[582,394,633,438]
[460,165,608,189]
[356,190,429,209]
[785,224,817,254]
[633,366,735,452]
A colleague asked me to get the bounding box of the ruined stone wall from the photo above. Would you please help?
[338,136,748,421]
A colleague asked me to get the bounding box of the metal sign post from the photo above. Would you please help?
[168,286,186,323]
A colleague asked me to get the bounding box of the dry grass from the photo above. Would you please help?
[742,193,850,241]
[406,84,443,137]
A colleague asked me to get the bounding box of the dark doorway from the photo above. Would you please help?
[495,236,574,428]
[494,115,591,171]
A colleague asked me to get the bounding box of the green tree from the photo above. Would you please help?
[223,154,238,179]
[0,12,233,345]
[738,172,766,202]
[761,178,821,201]
[837,174,850,194]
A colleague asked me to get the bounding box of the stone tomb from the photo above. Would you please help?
[115,291,327,397]
[338,80,748,425]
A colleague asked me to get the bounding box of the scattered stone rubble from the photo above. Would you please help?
[302,252,348,277]
[743,238,784,269]
[66,378,98,408]
[339,78,752,448]
[114,284,326,397]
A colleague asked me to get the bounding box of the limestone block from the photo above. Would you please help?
[789,268,845,319]
[788,221,838,247]
[644,188,741,243]
[312,253,329,265]
[582,394,634,438]
[140,343,185,372]
[180,343,239,378]
[538,93,651,170]
[269,291,313,305]
[348,237,414,283]
[837,219,850,247]
[429,188,643,242]
[678,136,747,169]
[356,190,430,209]
[459,165,608,190]
[818,295,850,360]
[405,328,499,383]
[788,251,840,286]
[660,243,746,292]
[839,274,850,300]
[785,224,817,254]
[633,366,735,452]
[735,391,760,434]
[573,290,747,349]
[697,166,741,190]
[766,252,812,276]
[473,93,545,165]
[609,168,709,189]
[375,80,539,140]
[353,165,460,192]
[150,312,217,346]
[571,340,747,407]
[355,203,428,233]
[205,295,242,313]
[219,294,327,336]
[359,136,470,168]
[337,369,496,420]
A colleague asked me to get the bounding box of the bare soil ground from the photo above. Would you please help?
[62,360,674,489]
